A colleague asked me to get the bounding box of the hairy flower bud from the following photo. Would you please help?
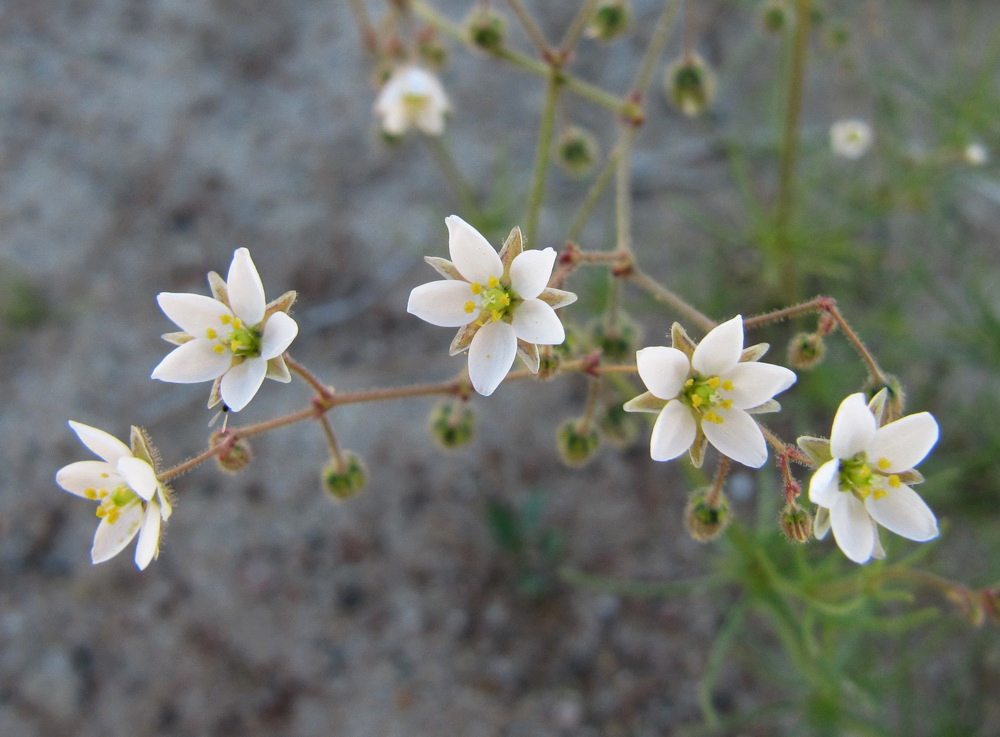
[210,430,252,473]
[556,126,600,177]
[556,420,601,468]
[590,315,640,363]
[429,401,475,449]
[866,374,906,424]
[597,401,639,449]
[779,502,813,543]
[587,0,631,42]
[759,0,790,33]
[465,7,506,52]
[664,54,717,117]
[685,488,731,542]
[322,452,368,501]
[416,28,448,69]
[787,331,826,370]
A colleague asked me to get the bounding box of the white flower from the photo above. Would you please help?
[151,248,298,412]
[804,392,939,564]
[964,142,989,166]
[55,422,172,570]
[623,316,797,468]
[407,215,577,396]
[830,119,873,159]
[374,66,450,137]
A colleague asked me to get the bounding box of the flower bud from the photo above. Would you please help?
[555,126,600,177]
[759,0,790,33]
[210,430,252,473]
[465,7,506,53]
[787,331,826,370]
[685,488,731,542]
[779,502,813,543]
[589,315,640,363]
[429,401,475,449]
[824,23,849,50]
[664,53,717,118]
[417,28,448,69]
[322,452,368,501]
[866,374,905,424]
[536,347,562,380]
[597,401,639,449]
[587,0,631,42]
[556,420,601,468]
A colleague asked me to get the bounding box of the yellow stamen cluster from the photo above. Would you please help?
[92,484,137,526]
[467,275,515,325]
[681,375,734,424]
[839,454,899,502]
[208,314,262,358]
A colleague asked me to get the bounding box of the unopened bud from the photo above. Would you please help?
[664,54,717,117]
[685,488,731,542]
[590,315,640,363]
[210,430,252,473]
[417,28,448,69]
[587,0,631,42]
[779,503,813,543]
[322,452,368,501]
[824,23,849,50]
[787,331,826,370]
[465,7,505,53]
[537,348,562,380]
[556,420,601,468]
[556,126,600,177]
[866,374,905,424]
[429,401,475,449]
[759,0,790,33]
[597,401,638,449]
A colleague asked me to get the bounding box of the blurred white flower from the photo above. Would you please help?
[407,215,576,396]
[964,142,989,166]
[805,392,939,564]
[152,248,298,412]
[375,66,450,137]
[55,422,172,570]
[830,119,873,159]
[624,316,796,468]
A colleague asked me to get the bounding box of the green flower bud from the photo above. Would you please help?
[664,54,717,118]
[685,488,730,542]
[824,23,849,50]
[866,374,905,424]
[556,420,601,468]
[536,347,563,380]
[589,315,640,363]
[210,430,252,473]
[587,0,631,42]
[465,7,506,53]
[759,0,790,33]
[779,502,813,543]
[322,452,368,501]
[597,401,639,449]
[787,331,826,370]
[417,29,448,69]
[555,126,600,177]
[429,401,475,449]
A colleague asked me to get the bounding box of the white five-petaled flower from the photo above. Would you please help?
[374,66,451,137]
[802,392,939,564]
[830,118,873,159]
[151,248,298,412]
[623,315,797,468]
[407,215,577,396]
[55,421,172,570]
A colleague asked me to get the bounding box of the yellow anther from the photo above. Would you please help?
[721,399,733,409]
[470,282,483,295]
[213,344,225,354]
[873,488,888,500]
[464,301,476,314]
[684,379,694,387]
[206,328,217,339]
[85,488,97,500]
[690,395,703,408]
[99,489,108,498]
[490,310,502,322]
[704,411,724,424]
[107,509,120,525]
[878,457,891,471]
[888,474,901,488]
[230,340,241,352]
[722,380,734,391]
[500,295,510,306]
[487,276,499,288]
[100,473,109,479]
[707,376,720,389]
[95,507,107,518]
[220,314,232,324]
[858,485,871,499]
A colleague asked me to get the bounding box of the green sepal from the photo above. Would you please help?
[797,436,833,465]
[741,342,769,363]
[425,256,462,281]
[670,322,696,359]
[498,226,523,276]
[622,391,666,414]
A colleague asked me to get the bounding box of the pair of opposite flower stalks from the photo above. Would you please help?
[55,216,940,570]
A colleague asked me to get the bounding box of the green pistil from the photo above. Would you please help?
[838,454,876,500]
[467,276,518,323]
[228,325,262,358]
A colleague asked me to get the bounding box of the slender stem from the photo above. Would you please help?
[558,0,601,55]
[423,135,479,216]
[632,0,684,95]
[615,126,636,254]
[683,0,695,62]
[773,0,812,299]
[566,143,620,242]
[318,414,345,465]
[159,445,226,482]
[705,455,730,507]
[505,0,550,56]
[525,72,561,247]
[575,377,603,435]
[827,306,889,386]
[627,267,716,331]
[604,272,621,330]
[286,354,332,398]
[347,0,378,53]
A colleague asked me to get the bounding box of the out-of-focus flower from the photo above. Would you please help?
[374,66,450,137]
[152,248,298,412]
[964,142,989,166]
[664,53,717,117]
[407,215,576,396]
[624,316,796,468]
[830,119,873,159]
[802,391,939,564]
[55,422,172,570]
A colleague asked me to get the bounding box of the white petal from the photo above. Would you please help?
[56,461,122,498]
[446,215,503,285]
[649,400,698,462]
[702,407,768,468]
[379,103,410,136]
[407,281,478,327]
[134,502,162,570]
[692,315,743,376]
[151,340,233,383]
[868,412,939,472]
[636,346,690,400]
[227,248,266,326]
[156,292,233,337]
[416,107,446,136]
[116,457,158,502]
[468,320,517,397]
[866,484,939,542]
[830,494,876,564]
[808,459,841,507]
[220,358,268,412]
[91,502,144,565]
[511,299,564,344]
[67,421,131,464]
[721,362,797,410]
[813,507,831,540]
[830,393,876,460]
[260,311,299,360]
[509,248,556,300]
